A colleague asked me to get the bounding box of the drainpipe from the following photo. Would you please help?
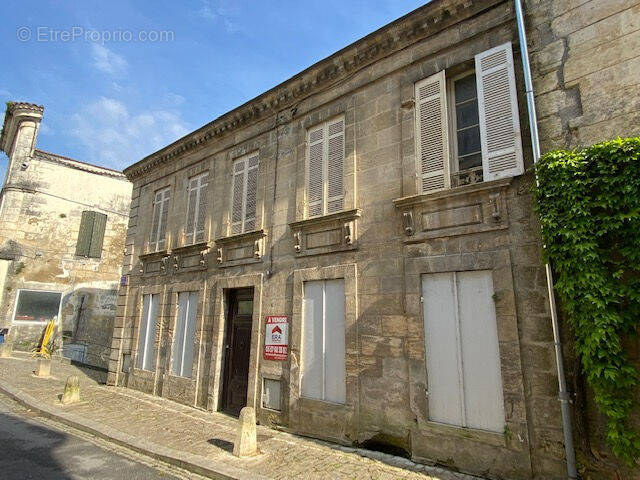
[513,1,578,479]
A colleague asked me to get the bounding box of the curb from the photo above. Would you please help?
[0,381,268,480]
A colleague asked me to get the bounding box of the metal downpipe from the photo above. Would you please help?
[513,0,578,478]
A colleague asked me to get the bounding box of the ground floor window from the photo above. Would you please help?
[13,290,62,323]
[136,294,159,371]
[421,270,504,432]
[172,291,198,378]
[301,279,346,404]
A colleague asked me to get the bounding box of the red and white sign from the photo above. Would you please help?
[264,315,288,361]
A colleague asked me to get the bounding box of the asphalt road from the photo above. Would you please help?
[0,393,190,480]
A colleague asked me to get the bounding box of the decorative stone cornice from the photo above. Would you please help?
[124,0,487,181]
[0,102,44,154]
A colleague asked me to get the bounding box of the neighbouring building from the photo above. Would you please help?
[0,102,132,369]
[107,1,640,479]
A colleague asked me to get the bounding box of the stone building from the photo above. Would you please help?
[107,1,640,479]
[0,102,132,368]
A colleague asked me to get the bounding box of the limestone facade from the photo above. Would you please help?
[108,1,640,479]
[0,102,132,369]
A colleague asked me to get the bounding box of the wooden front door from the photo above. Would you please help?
[221,288,254,416]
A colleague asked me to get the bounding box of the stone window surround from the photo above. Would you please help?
[404,249,530,452]
[294,100,356,224]
[206,273,264,413]
[288,263,358,442]
[129,283,165,395]
[162,280,207,406]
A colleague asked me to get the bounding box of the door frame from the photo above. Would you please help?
[220,287,254,415]
[206,273,263,413]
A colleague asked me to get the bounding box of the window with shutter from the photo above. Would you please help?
[415,71,450,193]
[230,154,259,235]
[75,211,107,258]
[150,187,171,251]
[475,42,524,181]
[184,172,209,245]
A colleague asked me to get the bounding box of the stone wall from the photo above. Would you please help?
[525,0,640,478]
[0,104,132,368]
[109,0,639,479]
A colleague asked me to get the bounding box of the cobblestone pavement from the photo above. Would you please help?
[0,353,481,480]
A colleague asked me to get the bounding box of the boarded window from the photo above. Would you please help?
[136,294,159,371]
[185,172,209,245]
[421,271,505,432]
[306,117,345,217]
[150,187,171,252]
[14,290,62,322]
[230,153,259,235]
[172,291,198,378]
[262,378,282,411]
[75,211,107,258]
[301,279,346,404]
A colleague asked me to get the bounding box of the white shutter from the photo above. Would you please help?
[195,173,208,243]
[307,126,324,217]
[185,178,198,244]
[230,159,245,235]
[157,189,170,250]
[415,70,450,193]
[149,191,162,251]
[326,119,344,214]
[476,42,524,181]
[244,155,259,232]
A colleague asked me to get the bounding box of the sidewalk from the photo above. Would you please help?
[0,352,479,480]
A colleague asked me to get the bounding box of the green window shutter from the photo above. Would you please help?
[88,213,107,258]
[76,211,94,257]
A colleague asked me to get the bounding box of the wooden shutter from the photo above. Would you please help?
[88,212,107,258]
[231,158,245,235]
[157,189,170,251]
[307,126,324,217]
[185,177,198,244]
[415,70,450,193]
[150,191,162,251]
[195,173,208,243]
[326,119,344,214]
[476,42,524,181]
[75,211,94,257]
[244,155,259,232]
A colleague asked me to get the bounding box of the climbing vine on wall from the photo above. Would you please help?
[533,137,640,465]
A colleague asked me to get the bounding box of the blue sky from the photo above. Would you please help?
[0,1,428,180]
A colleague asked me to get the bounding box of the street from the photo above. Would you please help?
[0,393,196,480]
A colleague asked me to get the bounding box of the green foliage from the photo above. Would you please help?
[533,137,640,465]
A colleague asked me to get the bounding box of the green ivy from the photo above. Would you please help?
[533,137,640,465]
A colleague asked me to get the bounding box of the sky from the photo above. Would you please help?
[0,0,429,181]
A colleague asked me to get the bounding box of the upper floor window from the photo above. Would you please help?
[306,117,344,218]
[76,210,107,258]
[415,42,523,194]
[150,187,170,251]
[184,172,208,245]
[230,153,259,235]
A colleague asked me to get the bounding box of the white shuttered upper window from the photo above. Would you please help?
[150,187,170,251]
[230,153,259,235]
[301,279,346,404]
[415,42,523,193]
[185,172,209,245]
[421,271,505,432]
[306,117,344,217]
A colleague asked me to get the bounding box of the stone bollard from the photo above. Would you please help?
[0,341,13,358]
[35,357,51,377]
[233,406,258,457]
[60,375,80,405]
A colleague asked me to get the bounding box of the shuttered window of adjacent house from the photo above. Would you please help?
[415,42,523,193]
[184,172,209,245]
[301,279,346,404]
[75,211,107,258]
[306,117,344,218]
[421,270,505,432]
[230,153,259,235]
[150,187,171,251]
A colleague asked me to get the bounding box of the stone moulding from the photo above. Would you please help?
[393,178,512,243]
[170,241,210,272]
[289,208,361,257]
[214,229,266,268]
[137,250,169,276]
[122,0,490,181]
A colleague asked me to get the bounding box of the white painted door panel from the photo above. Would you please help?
[324,279,346,404]
[302,281,324,399]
